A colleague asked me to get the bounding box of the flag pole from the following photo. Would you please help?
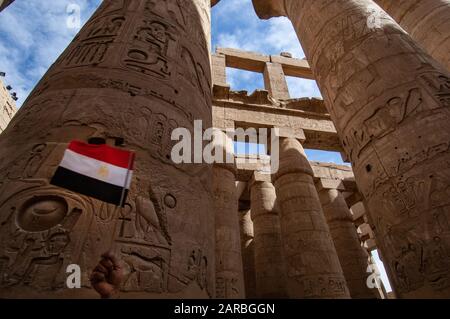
[119,151,134,208]
[110,151,135,255]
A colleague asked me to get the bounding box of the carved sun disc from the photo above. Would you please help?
[17,196,68,232]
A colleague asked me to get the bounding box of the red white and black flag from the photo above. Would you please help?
[51,141,135,206]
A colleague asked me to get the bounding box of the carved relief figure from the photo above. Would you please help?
[0,186,86,290]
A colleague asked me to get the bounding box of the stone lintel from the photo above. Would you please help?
[213,99,341,150]
[236,157,360,190]
[270,55,314,79]
[310,162,354,181]
[216,48,270,73]
[358,223,374,240]
[315,178,346,192]
[351,203,367,225]
[215,47,313,80]
[365,238,377,251]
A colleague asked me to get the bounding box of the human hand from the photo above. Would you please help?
[90,251,124,299]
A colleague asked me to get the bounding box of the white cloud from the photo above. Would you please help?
[265,18,304,58]
[212,0,303,57]
[0,0,100,106]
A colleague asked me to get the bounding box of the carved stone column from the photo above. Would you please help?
[374,0,450,71]
[0,0,215,298]
[249,172,287,298]
[213,164,245,299]
[213,130,245,299]
[272,138,350,298]
[239,209,257,298]
[253,0,450,298]
[317,182,375,299]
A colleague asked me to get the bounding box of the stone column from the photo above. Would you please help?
[249,172,287,298]
[213,164,245,299]
[263,62,290,100]
[272,137,350,298]
[317,181,375,299]
[213,129,245,299]
[374,0,450,71]
[0,0,215,298]
[253,0,450,298]
[239,209,257,298]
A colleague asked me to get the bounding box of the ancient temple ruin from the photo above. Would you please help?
[0,0,449,299]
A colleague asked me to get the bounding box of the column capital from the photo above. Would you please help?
[252,0,287,19]
[249,173,280,220]
[211,128,236,175]
[272,127,305,141]
[249,171,272,189]
[272,137,313,181]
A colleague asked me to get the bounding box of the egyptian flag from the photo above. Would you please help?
[51,141,135,206]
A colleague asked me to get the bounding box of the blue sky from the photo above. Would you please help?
[0,0,391,293]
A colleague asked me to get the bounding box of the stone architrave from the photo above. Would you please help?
[272,137,350,298]
[253,0,450,298]
[375,0,450,71]
[0,0,215,298]
[317,182,375,299]
[249,173,287,298]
